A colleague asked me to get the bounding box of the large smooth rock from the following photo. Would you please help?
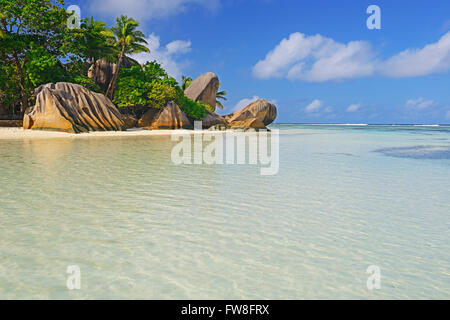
[137,101,191,130]
[23,82,126,133]
[121,115,138,129]
[184,72,219,108]
[227,118,267,130]
[225,99,277,127]
[202,112,226,129]
[88,59,136,92]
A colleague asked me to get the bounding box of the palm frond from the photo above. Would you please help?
[215,100,224,110]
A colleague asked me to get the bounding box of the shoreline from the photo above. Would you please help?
[0,127,266,140]
[0,127,197,140]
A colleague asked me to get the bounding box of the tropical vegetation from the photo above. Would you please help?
[0,0,211,120]
[215,84,227,110]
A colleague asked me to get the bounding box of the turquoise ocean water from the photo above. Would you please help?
[0,124,449,299]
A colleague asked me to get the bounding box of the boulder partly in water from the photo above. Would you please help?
[23,82,126,133]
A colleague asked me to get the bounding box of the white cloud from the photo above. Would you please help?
[253,31,450,82]
[89,0,220,21]
[323,106,333,113]
[166,40,192,55]
[304,99,323,113]
[405,98,437,110]
[132,34,191,81]
[253,32,376,82]
[347,103,361,112]
[381,32,450,78]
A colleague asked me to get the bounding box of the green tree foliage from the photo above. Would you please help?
[175,95,209,120]
[25,43,66,87]
[79,17,115,64]
[114,61,208,119]
[105,15,149,99]
[0,0,69,111]
[181,75,193,91]
[215,84,227,110]
[147,82,178,109]
[0,63,21,113]
[61,16,116,77]
[67,74,102,93]
[0,1,211,120]
[113,65,153,107]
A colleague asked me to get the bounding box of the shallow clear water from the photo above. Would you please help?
[0,125,449,299]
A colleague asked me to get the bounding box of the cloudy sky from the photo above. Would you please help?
[71,0,450,123]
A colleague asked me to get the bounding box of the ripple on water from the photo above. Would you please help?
[374,145,450,160]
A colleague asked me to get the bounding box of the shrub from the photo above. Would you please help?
[113,66,152,107]
[175,93,208,120]
[113,61,210,120]
[147,82,177,109]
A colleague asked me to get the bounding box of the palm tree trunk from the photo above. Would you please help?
[106,46,125,100]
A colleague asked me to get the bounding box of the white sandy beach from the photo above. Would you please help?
[0,127,200,140]
[0,127,269,140]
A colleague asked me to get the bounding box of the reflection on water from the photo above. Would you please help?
[0,126,449,299]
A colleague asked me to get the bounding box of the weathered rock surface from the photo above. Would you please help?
[184,72,219,108]
[88,59,136,92]
[137,101,191,129]
[121,115,138,129]
[23,82,126,133]
[227,118,267,130]
[225,99,277,127]
[118,105,149,120]
[202,112,227,129]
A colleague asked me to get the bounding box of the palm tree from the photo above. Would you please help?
[105,15,149,100]
[181,75,193,91]
[80,17,115,65]
[215,84,227,110]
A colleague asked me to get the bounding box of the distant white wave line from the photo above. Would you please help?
[304,123,369,126]
[413,124,440,127]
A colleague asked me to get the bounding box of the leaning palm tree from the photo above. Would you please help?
[105,15,149,100]
[215,85,227,110]
[181,75,193,91]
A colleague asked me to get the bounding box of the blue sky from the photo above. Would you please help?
[70,0,450,124]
